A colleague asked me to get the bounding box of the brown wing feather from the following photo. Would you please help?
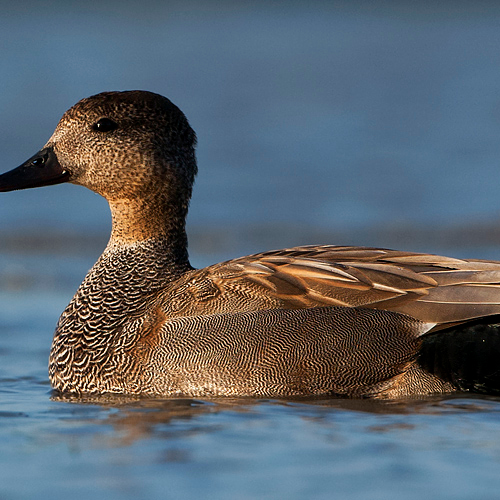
[162,245,500,329]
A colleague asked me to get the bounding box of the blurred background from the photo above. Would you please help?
[2,0,500,266]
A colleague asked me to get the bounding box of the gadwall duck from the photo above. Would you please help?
[1,90,500,399]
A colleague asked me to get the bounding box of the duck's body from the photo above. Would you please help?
[2,90,500,398]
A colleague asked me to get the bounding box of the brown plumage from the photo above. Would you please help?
[1,90,500,398]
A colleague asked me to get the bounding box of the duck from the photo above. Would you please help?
[1,90,500,399]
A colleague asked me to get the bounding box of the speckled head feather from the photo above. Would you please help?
[49,91,197,199]
[2,91,500,399]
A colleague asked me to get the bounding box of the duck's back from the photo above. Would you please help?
[158,245,500,322]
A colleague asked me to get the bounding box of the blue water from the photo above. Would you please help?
[2,2,500,499]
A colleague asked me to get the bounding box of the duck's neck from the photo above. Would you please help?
[107,196,192,275]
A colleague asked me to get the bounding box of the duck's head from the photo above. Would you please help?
[0,91,197,204]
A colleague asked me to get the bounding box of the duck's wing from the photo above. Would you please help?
[164,245,500,330]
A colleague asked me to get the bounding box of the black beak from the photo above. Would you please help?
[0,147,70,192]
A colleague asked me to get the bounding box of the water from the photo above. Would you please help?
[2,394,500,500]
[2,1,500,499]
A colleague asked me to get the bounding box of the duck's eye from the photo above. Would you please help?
[93,118,118,132]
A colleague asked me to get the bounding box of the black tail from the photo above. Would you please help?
[418,316,500,394]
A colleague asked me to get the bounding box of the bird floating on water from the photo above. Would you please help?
[1,90,500,399]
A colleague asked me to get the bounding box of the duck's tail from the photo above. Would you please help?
[419,316,500,394]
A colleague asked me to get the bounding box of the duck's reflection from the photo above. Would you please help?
[50,391,500,448]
